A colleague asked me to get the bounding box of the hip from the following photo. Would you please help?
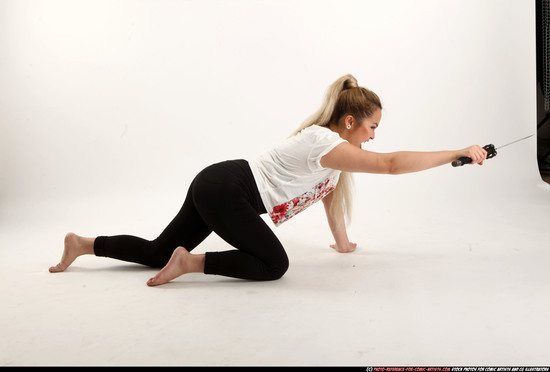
[193,160,266,214]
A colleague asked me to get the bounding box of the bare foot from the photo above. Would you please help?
[147,246,198,286]
[49,233,94,273]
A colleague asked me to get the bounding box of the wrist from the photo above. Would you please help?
[335,237,350,247]
[334,229,349,242]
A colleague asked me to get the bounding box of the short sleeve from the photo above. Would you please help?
[306,126,347,171]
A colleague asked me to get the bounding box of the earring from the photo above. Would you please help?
[346,125,351,130]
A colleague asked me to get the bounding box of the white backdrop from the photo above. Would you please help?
[1,0,549,366]
[0,0,543,215]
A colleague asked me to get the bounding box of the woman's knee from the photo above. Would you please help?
[265,253,289,280]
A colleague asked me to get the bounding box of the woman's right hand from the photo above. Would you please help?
[458,145,487,165]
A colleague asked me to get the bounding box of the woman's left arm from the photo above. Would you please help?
[320,143,487,174]
[322,191,357,253]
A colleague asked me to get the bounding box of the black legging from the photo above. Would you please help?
[94,160,289,281]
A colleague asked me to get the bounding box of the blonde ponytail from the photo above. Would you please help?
[292,74,359,136]
[292,74,382,226]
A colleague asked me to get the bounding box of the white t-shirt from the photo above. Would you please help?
[249,125,347,226]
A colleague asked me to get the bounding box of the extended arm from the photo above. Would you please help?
[322,191,357,253]
[320,142,487,174]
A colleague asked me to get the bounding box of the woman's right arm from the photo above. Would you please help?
[322,191,357,253]
[320,142,487,175]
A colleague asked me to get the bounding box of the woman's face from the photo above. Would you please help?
[347,108,382,148]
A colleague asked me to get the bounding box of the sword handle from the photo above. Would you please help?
[451,144,497,167]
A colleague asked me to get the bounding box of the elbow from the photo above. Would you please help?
[388,164,404,175]
[385,154,408,175]
[388,164,408,175]
[385,157,399,175]
[358,152,400,174]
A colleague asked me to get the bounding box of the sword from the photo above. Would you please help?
[451,134,535,167]
[496,134,535,150]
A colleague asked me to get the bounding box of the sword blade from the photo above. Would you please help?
[496,134,535,150]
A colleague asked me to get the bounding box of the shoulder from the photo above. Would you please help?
[299,125,345,142]
[300,124,334,135]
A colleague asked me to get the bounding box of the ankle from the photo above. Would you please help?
[82,237,96,255]
[188,254,205,273]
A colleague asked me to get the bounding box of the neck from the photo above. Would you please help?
[328,122,348,141]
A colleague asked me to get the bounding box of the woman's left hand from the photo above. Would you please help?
[459,145,488,165]
[330,242,357,253]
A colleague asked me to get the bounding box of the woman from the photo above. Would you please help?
[49,74,487,286]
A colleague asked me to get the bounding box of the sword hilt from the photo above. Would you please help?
[451,144,497,167]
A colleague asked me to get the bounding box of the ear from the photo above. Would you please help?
[345,115,355,127]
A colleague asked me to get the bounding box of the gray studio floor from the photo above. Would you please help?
[1,171,550,366]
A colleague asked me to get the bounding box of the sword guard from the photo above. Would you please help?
[484,144,497,159]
